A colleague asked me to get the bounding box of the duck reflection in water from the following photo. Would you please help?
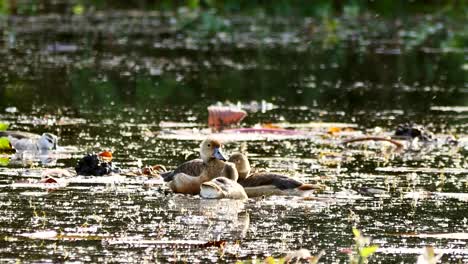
[170,196,249,241]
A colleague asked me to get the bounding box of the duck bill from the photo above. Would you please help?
[213,147,227,161]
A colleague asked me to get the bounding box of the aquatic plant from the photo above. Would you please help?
[0,137,12,152]
[416,246,442,264]
[348,228,379,264]
[0,123,8,131]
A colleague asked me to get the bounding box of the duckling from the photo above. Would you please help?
[161,138,227,182]
[228,153,321,197]
[168,139,229,195]
[0,131,58,151]
[200,162,248,200]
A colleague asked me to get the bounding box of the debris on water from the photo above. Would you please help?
[41,168,72,178]
[208,105,247,132]
[104,238,226,248]
[211,100,277,113]
[342,136,404,150]
[357,187,388,196]
[11,179,69,189]
[45,43,79,53]
[394,124,434,141]
[75,153,121,176]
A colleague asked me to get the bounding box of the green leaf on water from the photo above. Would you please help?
[0,157,9,166]
[352,227,361,238]
[0,123,9,131]
[72,4,84,15]
[0,137,11,150]
[360,245,379,258]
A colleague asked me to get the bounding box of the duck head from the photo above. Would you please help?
[228,153,251,180]
[200,177,247,200]
[199,138,226,163]
[37,133,58,150]
[220,162,239,182]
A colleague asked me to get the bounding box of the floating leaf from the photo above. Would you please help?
[0,123,9,131]
[264,256,277,264]
[352,227,361,238]
[72,4,84,15]
[0,157,10,166]
[360,245,378,258]
[0,137,12,150]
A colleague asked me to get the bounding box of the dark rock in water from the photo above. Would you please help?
[75,154,120,176]
[394,124,433,141]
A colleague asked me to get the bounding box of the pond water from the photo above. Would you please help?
[0,11,467,263]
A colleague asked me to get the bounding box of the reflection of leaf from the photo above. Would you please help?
[0,157,10,166]
[0,123,8,131]
[360,245,378,258]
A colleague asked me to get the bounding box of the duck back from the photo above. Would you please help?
[169,159,227,195]
[239,173,302,190]
[161,159,205,181]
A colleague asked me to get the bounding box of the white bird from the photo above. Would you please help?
[0,131,58,151]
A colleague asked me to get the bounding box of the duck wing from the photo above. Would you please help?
[161,159,205,182]
[239,173,302,190]
[0,131,40,139]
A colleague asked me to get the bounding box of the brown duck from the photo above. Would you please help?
[200,162,248,200]
[228,153,322,197]
[168,139,233,195]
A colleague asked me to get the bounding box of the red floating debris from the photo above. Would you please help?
[208,106,247,132]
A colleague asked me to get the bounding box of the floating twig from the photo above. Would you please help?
[342,137,404,150]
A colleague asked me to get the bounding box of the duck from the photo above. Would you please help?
[0,131,58,151]
[161,138,227,182]
[168,139,231,195]
[200,162,248,200]
[228,153,322,197]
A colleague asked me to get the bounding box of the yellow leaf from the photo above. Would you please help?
[0,123,8,131]
[0,157,9,166]
[73,4,84,15]
[360,245,378,258]
[328,127,341,134]
[352,227,361,238]
[0,137,12,150]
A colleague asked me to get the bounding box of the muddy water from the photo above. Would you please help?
[0,12,467,263]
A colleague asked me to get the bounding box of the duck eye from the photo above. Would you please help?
[207,144,211,147]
